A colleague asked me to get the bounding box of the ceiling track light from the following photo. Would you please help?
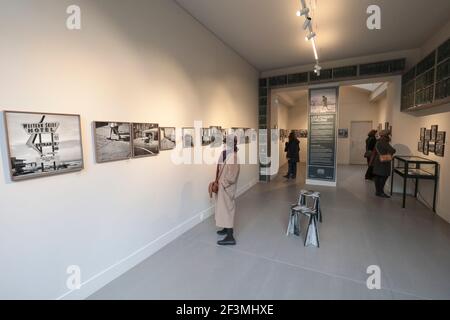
[297,7,309,17]
[303,17,311,30]
[305,32,316,41]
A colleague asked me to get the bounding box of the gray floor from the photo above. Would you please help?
[90,164,450,300]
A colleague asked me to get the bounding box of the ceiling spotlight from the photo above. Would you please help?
[314,64,322,71]
[296,11,301,17]
[305,32,316,41]
[303,17,311,30]
[299,8,310,16]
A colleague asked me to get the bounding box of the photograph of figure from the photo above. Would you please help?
[160,127,176,151]
[132,123,159,157]
[94,121,132,163]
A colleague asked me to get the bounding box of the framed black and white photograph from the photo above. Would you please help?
[94,121,131,163]
[420,127,426,141]
[431,125,439,141]
[423,140,429,155]
[436,131,446,143]
[3,111,84,181]
[435,143,445,157]
[201,128,211,146]
[132,123,159,157]
[384,122,390,131]
[425,129,432,141]
[418,141,424,153]
[338,128,349,138]
[159,127,176,151]
[210,126,222,148]
[232,127,246,144]
[182,127,195,148]
[244,128,255,144]
[429,141,436,153]
[299,129,308,138]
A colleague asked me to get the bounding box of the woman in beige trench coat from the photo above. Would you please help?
[215,135,240,245]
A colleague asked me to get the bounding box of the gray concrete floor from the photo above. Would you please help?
[90,164,450,300]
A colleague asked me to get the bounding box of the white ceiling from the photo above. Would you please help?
[175,0,450,71]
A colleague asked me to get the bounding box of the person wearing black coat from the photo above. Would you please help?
[364,130,378,180]
[284,132,300,179]
[370,130,396,198]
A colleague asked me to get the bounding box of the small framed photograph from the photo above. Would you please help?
[210,126,222,148]
[160,127,176,151]
[418,141,424,153]
[299,129,308,138]
[435,143,445,157]
[423,141,429,155]
[201,128,212,146]
[132,123,159,157]
[420,127,426,140]
[429,141,436,153]
[182,127,195,148]
[338,128,349,138]
[436,131,446,143]
[431,125,438,141]
[94,121,132,163]
[425,129,432,141]
[385,122,390,130]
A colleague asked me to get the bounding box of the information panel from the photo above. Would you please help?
[307,87,338,185]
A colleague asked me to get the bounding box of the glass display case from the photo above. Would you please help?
[390,156,439,212]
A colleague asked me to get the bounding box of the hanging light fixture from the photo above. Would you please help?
[297,0,320,72]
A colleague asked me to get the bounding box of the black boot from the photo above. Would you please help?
[217,228,227,235]
[217,228,236,246]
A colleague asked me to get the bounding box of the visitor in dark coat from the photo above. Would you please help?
[370,130,396,198]
[365,130,378,180]
[284,131,300,179]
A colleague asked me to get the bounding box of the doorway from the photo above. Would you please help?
[350,121,373,164]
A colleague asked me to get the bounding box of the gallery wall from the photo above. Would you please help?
[0,0,258,299]
[337,86,380,165]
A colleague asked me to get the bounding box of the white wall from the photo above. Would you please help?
[287,95,308,163]
[338,86,379,164]
[0,0,258,299]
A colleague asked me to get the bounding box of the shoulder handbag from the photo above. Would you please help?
[208,159,227,198]
[376,145,393,162]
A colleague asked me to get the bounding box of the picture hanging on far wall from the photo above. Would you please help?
[431,125,439,141]
[299,129,308,138]
[3,111,84,181]
[159,127,176,151]
[94,121,131,163]
[425,129,432,141]
[429,141,436,153]
[437,131,446,143]
[210,126,222,148]
[338,129,349,138]
[232,128,246,145]
[423,140,429,155]
[182,127,195,148]
[378,123,383,132]
[132,123,159,157]
[244,128,256,144]
[201,128,211,146]
[418,141,424,153]
[435,143,445,157]
[420,128,426,141]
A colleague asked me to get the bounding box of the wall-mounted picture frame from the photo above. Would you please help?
[429,141,436,153]
[132,123,159,157]
[418,140,424,153]
[425,129,432,141]
[210,126,223,148]
[338,128,349,138]
[159,127,176,151]
[436,131,446,143]
[94,121,131,163]
[431,125,439,141]
[423,140,429,155]
[244,128,255,144]
[201,128,211,146]
[182,127,195,148]
[3,110,84,181]
[232,127,246,145]
[420,127,426,141]
[435,143,445,157]
[385,122,390,131]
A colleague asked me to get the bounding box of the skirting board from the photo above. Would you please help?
[306,179,337,187]
[57,178,258,300]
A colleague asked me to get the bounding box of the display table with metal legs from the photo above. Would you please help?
[390,155,439,212]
